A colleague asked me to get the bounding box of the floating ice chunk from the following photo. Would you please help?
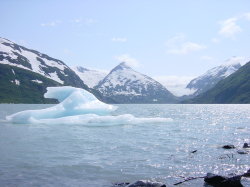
[21,114,172,126]
[6,86,172,125]
[7,86,116,123]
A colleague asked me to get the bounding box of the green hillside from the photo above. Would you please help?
[0,64,60,103]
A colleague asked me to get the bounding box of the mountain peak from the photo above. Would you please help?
[75,66,90,73]
[0,37,13,44]
[95,61,177,103]
[117,62,131,69]
[109,62,132,74]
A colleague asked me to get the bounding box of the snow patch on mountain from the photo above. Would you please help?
[48,72,64,84]
[11,79,20,86]
[32,79,43,84]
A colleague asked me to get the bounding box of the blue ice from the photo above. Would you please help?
[6,87,172,125]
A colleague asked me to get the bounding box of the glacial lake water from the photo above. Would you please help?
[0,104,249,187]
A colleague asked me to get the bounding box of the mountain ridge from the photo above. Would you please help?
[95,62,178,103]
[0,37,89,90]
[0,37,117,103]
[186,62,241,96]
[71,66,107,88]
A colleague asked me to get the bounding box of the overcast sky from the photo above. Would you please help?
[1,0,250,95]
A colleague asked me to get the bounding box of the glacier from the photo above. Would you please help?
[6,86,172,125]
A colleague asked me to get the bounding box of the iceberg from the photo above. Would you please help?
[6,86,172,125]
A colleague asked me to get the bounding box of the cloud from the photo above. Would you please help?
[85,18,96,24]
[71,18,96,25]
[218,12,250,39]
[72,19,82,23]
[166,33,186,44]
[112,37,127,42]
[201,55,214,61]
[219,18,242,38]
[243,12,250,20]
[41,20,61,27]
[154,75,196,96]
[211,38,220,43]
[166,34,206,55]
[167,42,206,55]
[224,56,250,66]
[114,54,139,68]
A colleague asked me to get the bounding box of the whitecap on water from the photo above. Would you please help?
[6,86,172,125]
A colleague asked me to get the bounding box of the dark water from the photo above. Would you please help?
[0,104,249,186]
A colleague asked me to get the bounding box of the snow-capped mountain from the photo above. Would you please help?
[95,62,177,103]
[185,61,250,104]
[0,37,86,89]
[0,37,115,103]
[72,66,107,88]
[186,62,241,96]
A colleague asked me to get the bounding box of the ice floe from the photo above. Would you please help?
[6,86,172,125]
